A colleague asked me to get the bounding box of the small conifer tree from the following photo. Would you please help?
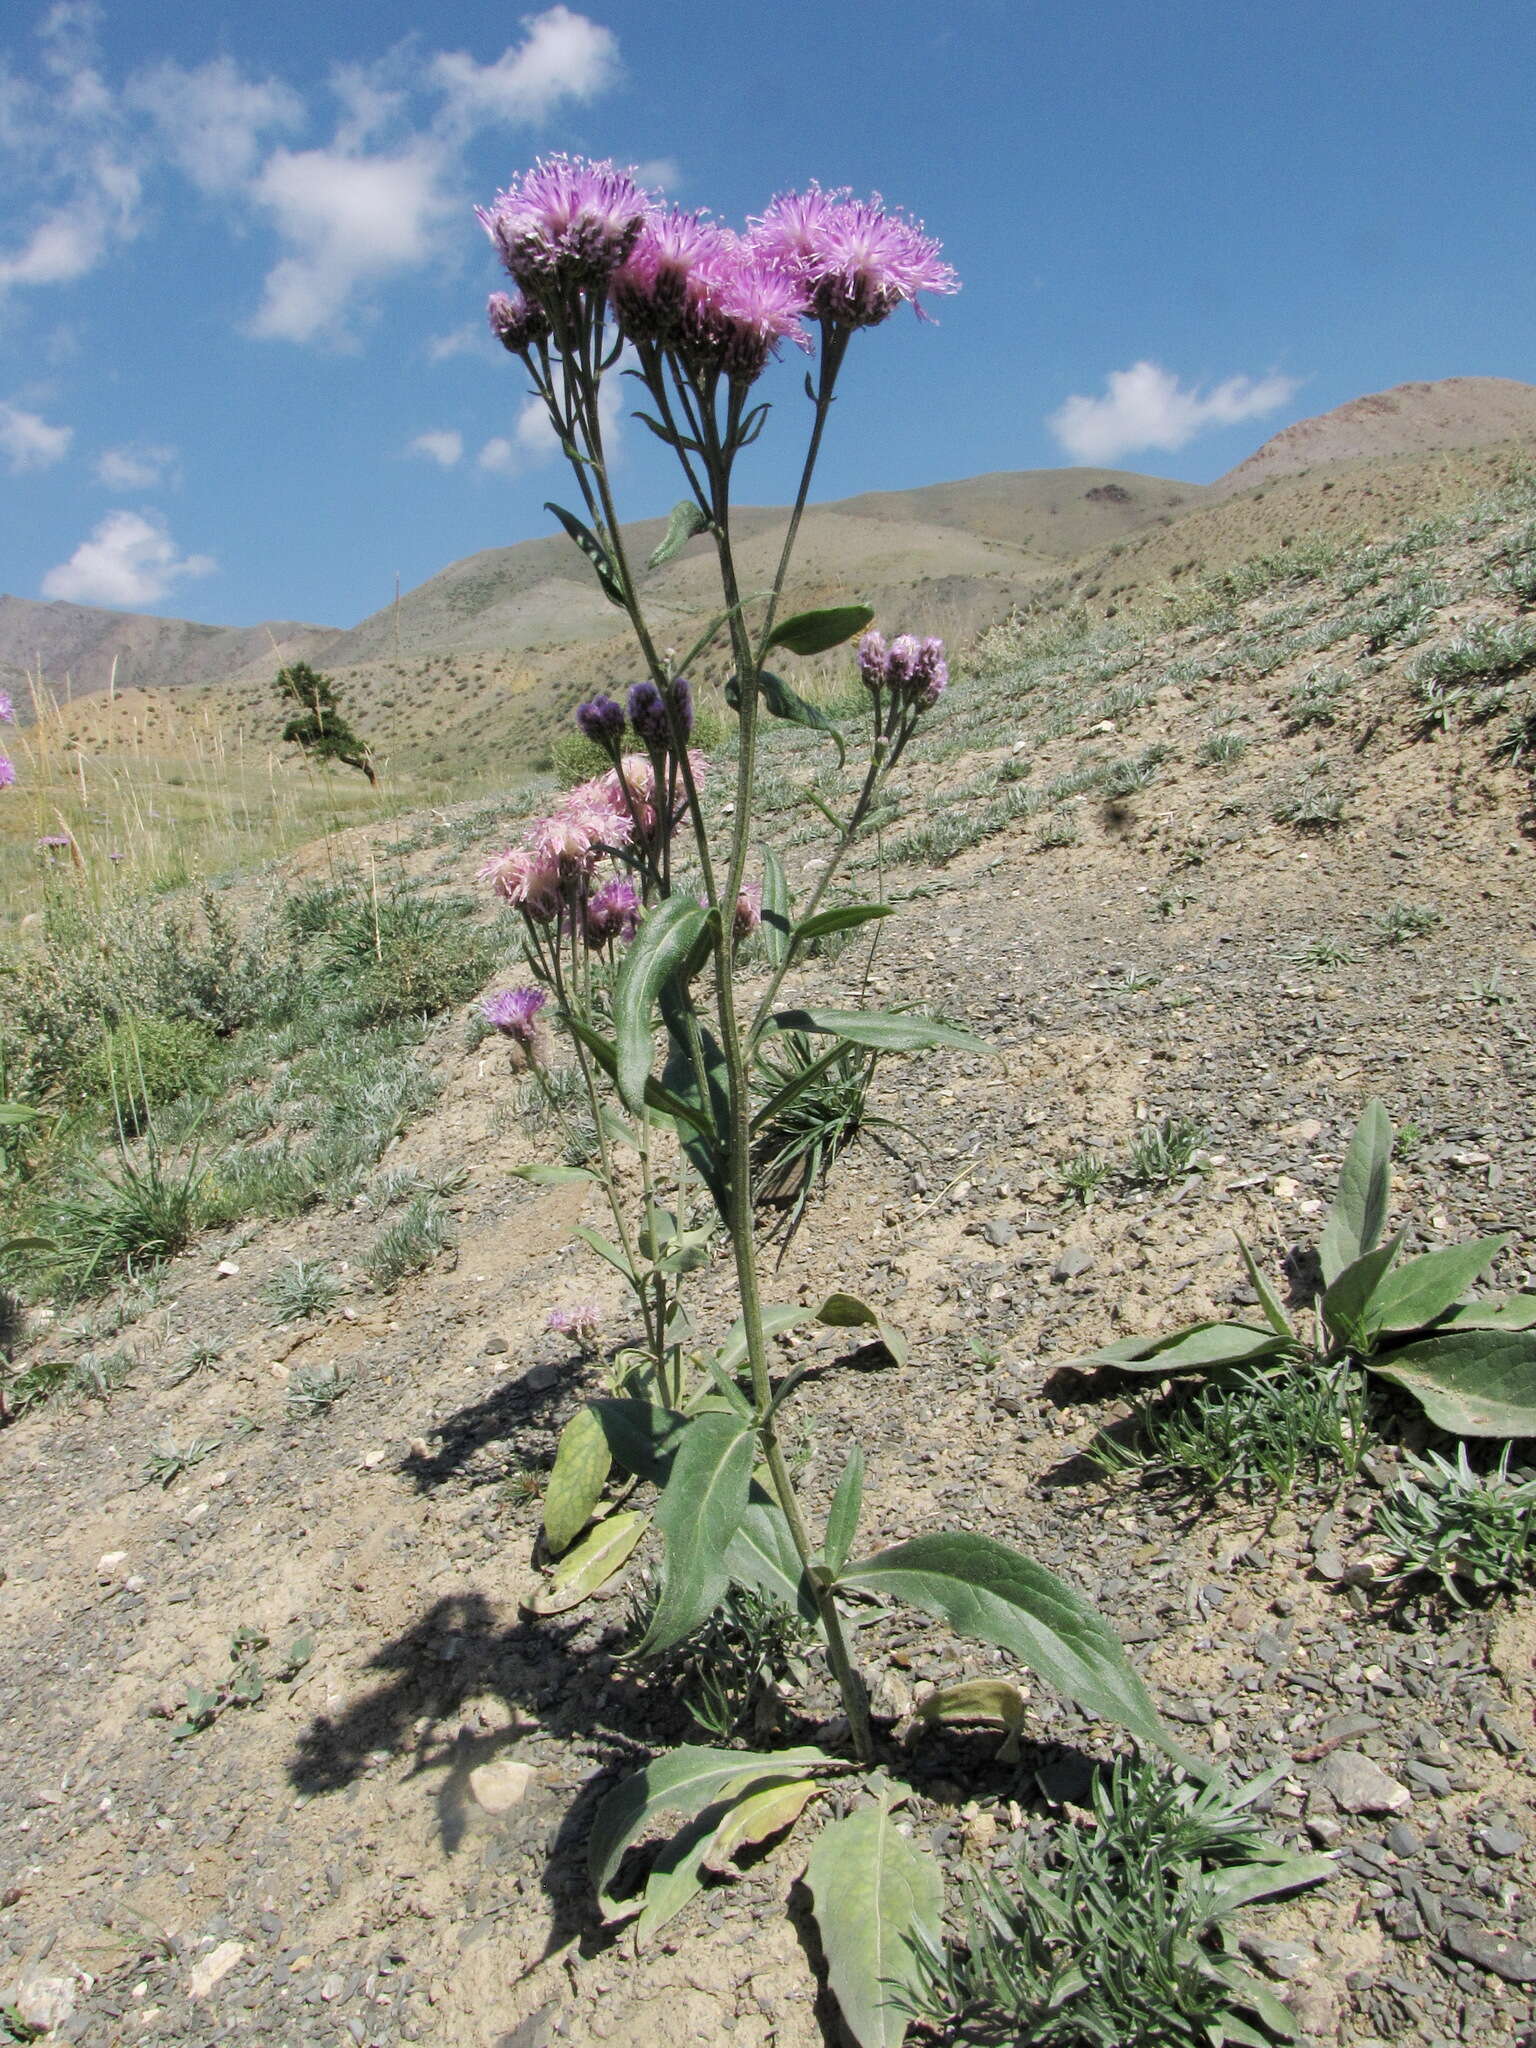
[275,663,376,784]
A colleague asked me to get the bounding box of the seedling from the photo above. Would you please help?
[169,1630,314,1739]
[286,1363,350,1409]
[263,1256,343,1325]
[1057,1149,1111,1206]
[1126,1116,1208,1189]
[1373,903,1442,947]
[142,1433,221,1489]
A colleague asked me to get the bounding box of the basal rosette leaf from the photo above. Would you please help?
[632,1411,755,1657]
[805,1795,944,2048]
[1366,1233,1513,1334]
[1059,1321,1290,1375]
[1368,1328,1536,1437]
[1319,1099,1393,1285]
[529,1509,647,1614]
[542,1405,612,1556]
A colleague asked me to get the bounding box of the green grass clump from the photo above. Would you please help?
[40,1145,209,1294]
[79,1015,217,1133]
[365,1193,453,1290]
[1375,1446,1536,1603]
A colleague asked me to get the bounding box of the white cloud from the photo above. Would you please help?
[96,441,176,489]
[249,144,450,344]
[410,428,463,466]
[0,155,139,289]
[479,369,624,477]
[633,157,680,193]
[431,6,619,130]
[127,57,301,192]
[41,509,215,607]
[427,322,489,361]
[1049,361,1300,465]
[0,399,71,471]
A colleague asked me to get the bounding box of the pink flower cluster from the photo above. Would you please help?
[479,157,957,384]
[547,1302,603,1345]
[857,631,948,710]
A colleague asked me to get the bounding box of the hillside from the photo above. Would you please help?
[1214,376,1536,496]
[0,593,335,707]
[2,463,1536,2048]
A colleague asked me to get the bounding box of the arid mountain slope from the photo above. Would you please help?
[0,593,334,708]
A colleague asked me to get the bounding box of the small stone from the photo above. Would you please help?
[1239,1936,1312,1982]
[1444,1922,1536,1982]
[1052,1244,1094,1282]
[321,1972,346,2001]
[524,1363,558,1393]
[980,1219,1017,1248]
[1480,1823,1524,1858]
[188,1940,246,1999]
[215,1259,239,1278]
[483,1336,509,1355]
[469,1760,535,1814]
[14,1974,77,2030]
[1319,1750,1411,1815]
[1385,1821,1423,1857]
[96,1550,127,1575]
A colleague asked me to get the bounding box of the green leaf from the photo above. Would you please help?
[1368,1233,1514,1334]
[913,1678,1030,1762]
[766,603,876,657]
[588,1743,838,1917]
[589,1398,690,1484]
[795,903,893,944]
[1442,1293,1536,1332]
[839,1532,1191,1765]
[757,670,846,765]
[805,1796,944,2048]
[614,896,709,1117]
[573,1224,636,1283]
[512,1162,598,1186]
[714,1302,818,1376]
[634,1806,724,1943]
[1368,1329,1536,1437]
[1321,1231,1405,1349]
[1059,1322,1288,1375]
[632,1411,755,1657]
[565,1013,710,1136]
[530,1508,647,1614]
[725,1485,819,1622]
[824,1446,865,1575]
[1237,1236,1294,1340]
[703,1775,820,1872]
[1319,1099,1393,1285]
[1197,1852,1336,1921]
[764,1007,988,1056]
[542,1406,612,1556]
[647,498,710,569]
[761,847,792,968]
[545,501,628,607]
[817,1291,909,1367]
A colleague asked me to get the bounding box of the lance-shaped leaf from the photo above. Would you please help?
[589,1397,690,1484]
[588,1743,839,1918]
[633,1807,724,1944]
[725,1485,819,1622]
[1237,1236,1294,1340]
[573,1224,636,1283]
[632,1411,755,1657]
[1319,1099,1393,1285]
[614,896,709,1116]
[512,1162,597,1187]
[647,498,710,568]
[714,1302,819,1375]
[757,670,846,764]
[824,1446,865,1575]
[1320,1231,1405,1349]
[703,1775,821,1872]
[542,1406,612,1556]
[1198,1852,1336,1920]
[817,1291,909,1367]
[760,847,793,968]
[1059,1321,1289,1375]
[1368,1329,1536,1437]
[766,603,876,656]
[805,1796,944,2048]
[529,1509,647,1614]
[1367,1233,1514,1334]
[764,1006,988,1056]
[545,501,628,607]
[566,1014,711,1135]
[913,1679,1030,1762]
[1441,1293,1536,1332]
[839,1532,1192,1766]
[795,903,893,944]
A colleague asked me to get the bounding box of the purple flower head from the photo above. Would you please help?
[38,832,70,849]
[856,630,889,694]
[575,693,626,750]
[885,635,921,690]
[0,754,15,789]
[479,844,563,921]
[627,679,671,749]
[685,234,810,381]
[751,186,958,328]
[667,676,693,742]
[547,1301,603,1345]
[584,874,641,949]
[912,636,948,708]
[477,157,652,292]
[0,689,14,723]
[610,208,722,344]
[733,881,763,941]
[481,985,548,1044]
[487,289,550,356]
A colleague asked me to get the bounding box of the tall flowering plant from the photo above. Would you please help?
[476,159,1193,2043]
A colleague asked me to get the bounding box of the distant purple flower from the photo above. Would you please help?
[611,208,722,345]
[481,986,548,1043]
[0,689,14,723]
[575,693,626,749]
[487,289,550,356]
[733,882,763,940]
[751,186,958,328]
[583,874,641,948]
[0,754,15,789]
[854,629,948,712]
[38,832,70,849]
[547,1302,603,1347]
[108,849,125,862]
[478,157,652,292]
[627,680,671,749]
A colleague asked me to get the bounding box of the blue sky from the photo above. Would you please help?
[3,0,1535,630]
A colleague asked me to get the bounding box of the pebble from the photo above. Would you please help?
[1385,1821,1423,1857]
[1479,1822,1524,1858]
[188,1941,246,1999]
[469,1761,535,1814]
[13,1975,77,2030]
[1444,1922,1536,1983]
[980,1218,1017,1247]
[483,1335,509,1355]
[524,1364,558,1392]
[1319,1751,1412,1815]
[1052,1244,1094,1281]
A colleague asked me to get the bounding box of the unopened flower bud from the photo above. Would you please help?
[668,676,694,741]
[733,882,763,940]
[857,630,888,693]
[886,634,920,690]
[575,694,626,748]
[911,636,948,708]
[487,290,550,355]
[627,680,671,749]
